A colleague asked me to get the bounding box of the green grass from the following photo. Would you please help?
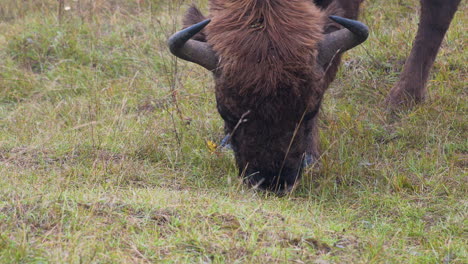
[0,0,466,263]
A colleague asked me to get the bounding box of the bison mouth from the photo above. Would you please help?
[242,161,306,195]
[219,133,316,194]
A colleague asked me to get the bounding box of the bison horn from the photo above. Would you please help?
[167,19,218,71]
[318,16,369,68]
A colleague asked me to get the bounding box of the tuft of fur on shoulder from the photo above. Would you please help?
[183,6,208,42]
[207,0,325,96]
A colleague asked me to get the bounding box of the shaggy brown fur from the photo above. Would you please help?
[183,0,353,90]
[207,0,324,97]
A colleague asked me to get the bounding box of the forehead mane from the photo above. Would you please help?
[207,0,325,95]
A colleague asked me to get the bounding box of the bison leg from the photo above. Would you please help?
[386,0,460,107]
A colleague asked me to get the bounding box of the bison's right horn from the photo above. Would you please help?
[318,16,369,68]
[168,19,218,71]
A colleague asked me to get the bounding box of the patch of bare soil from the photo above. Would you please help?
[136,98,169,114]
[207,212,241,230]
[0,147,62,169]
[77,202,179,224]
[333,234,361,250]
[0,198,62,235]
[0,146,127,169]
[287,237,332,255]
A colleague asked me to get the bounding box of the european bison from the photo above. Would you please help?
[168,0,368,193]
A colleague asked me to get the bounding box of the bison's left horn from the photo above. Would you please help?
[318,16,369,68]
[168,19,218,71]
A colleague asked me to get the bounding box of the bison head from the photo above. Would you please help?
[168,1,368,194]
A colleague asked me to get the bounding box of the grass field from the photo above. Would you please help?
[0,0,466,263]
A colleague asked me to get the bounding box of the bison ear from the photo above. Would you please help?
[182,6,208,42]
[317,16,369,68]
[167,19,218,71]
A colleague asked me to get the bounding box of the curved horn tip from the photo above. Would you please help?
[168,19,212,53]
[328,15,369,40]
[188,19,211,33]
